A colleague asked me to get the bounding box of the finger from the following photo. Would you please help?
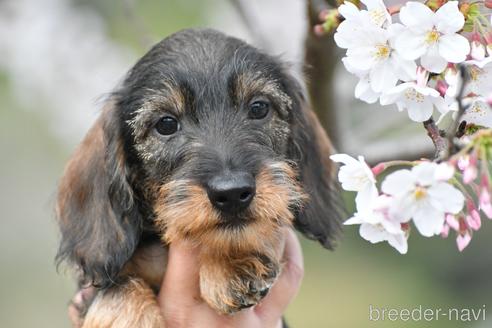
[68,293,83,328]
[255,228,304,322]
[158,240,202,307]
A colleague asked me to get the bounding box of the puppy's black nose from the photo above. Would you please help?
[206,172,255,213]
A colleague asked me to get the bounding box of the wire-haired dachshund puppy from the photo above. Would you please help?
[56,28,342,327]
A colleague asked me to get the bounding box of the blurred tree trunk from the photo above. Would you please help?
[304,0,340,148]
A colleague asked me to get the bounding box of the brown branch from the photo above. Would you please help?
[423,118,448,160]
[424,65,470,161]
[304,0,341,148]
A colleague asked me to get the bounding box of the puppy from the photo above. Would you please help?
[56,28,342,327]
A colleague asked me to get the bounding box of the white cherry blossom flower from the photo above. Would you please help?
[465,57,492,97]
[361,0,392,27]
[380,81,448,122]
[342,23,416,93]
[460,98,492,128]
[330,154,378,209]
[334,0,391,48]
[381,162,465,237]
[335,3,375,49]
[395,1,470,73]
[345,194,408,254]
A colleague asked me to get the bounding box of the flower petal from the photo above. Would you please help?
[381,169,416,195]
[355,76,380,103]
[346,46,377,70]
[435,1,465,34]
[412,162,438,186]
[406,97,434,122]
[355,182,379,212]
[395,30,428,60]
[412,203,445,237]
[359,223,387,243]
[387,233,408,254]
[438,34,470,64]
[330,153,360,166]
[338,2,360,20]
[344,215,365,225]
[369,62,398,93]
[421,45,448,73]
[427,182,465,214]
[399,1,435,32]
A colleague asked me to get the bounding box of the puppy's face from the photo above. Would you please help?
[119,31,306,250]
[56,29,341,287]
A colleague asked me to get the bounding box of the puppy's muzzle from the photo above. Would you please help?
[206,171,255,214]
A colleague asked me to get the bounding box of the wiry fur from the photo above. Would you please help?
[55,28,342,327]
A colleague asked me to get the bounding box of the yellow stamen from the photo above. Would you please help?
[469,66,482,81]
[375,44,390,59]
[414,187,427,200]
[425,29,440,44]
[404,88,425,103]
[370,9,386,26]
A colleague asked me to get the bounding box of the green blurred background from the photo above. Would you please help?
[1,0,491,327]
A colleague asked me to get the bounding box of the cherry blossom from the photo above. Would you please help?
[381,162,465,237]
[395,1,470,73]
[345,194,408,254]
[460,98,492,128]
[465,58,492,98]
[342,23,416,93]
[330,154,378,209]
[380,81,448,122]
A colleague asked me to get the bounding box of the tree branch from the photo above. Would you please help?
[423,118,448,161]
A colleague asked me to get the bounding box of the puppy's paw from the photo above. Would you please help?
[200,257,279,314]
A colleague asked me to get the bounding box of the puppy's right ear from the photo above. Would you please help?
[56,102,141,288]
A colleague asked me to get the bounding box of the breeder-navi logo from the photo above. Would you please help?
[369,305,487,322]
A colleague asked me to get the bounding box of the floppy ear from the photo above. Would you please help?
[287,88,343,249]
[56,102,142,288]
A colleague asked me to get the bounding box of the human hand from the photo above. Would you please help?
[68,228,303,328]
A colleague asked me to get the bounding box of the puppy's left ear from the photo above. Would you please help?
[286,81,343,249]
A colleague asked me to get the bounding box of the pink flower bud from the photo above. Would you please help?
[436,80,448,97]
[313,24,325,36]
[318,9,330,21]
[446,214,460,231]
[371,163,386,176]
[459,153,478,183]
[441,224,450,238]
[456,232,472,252]
[485,0,492,9]
[470,40,486,61]
[479,176,492,218]
[465,200,481,230]
[484,31,492,46]
[466,211,481,230]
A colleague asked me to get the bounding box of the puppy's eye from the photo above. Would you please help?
[248,100,270,120]
[155,116,179,135]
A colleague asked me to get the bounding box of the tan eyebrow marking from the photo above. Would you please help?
[127,81,186,140]
[234,71,292,114]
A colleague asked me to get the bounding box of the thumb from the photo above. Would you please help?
[158,240,202,309]
[255,228,304,323]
